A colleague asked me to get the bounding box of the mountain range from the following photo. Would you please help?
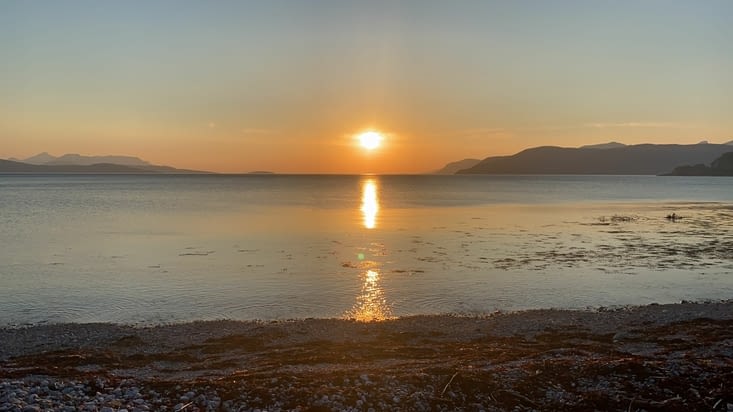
[1,153,209,174]
[434,158,481,174]
[6,144,733,175]
[450,142,733,175]
[16,152,152,167]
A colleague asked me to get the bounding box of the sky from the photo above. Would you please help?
[1,1,732,173]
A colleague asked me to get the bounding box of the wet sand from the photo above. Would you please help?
[2,301,733,411]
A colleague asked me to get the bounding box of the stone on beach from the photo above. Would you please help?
[2,301,733,411]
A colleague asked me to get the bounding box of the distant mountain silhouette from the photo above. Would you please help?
[434,158,481,174]
[0,158,210,174]
[21,152,151,166]
[664,152,733,176]
[457,143,733,175]
[22,152,58,165]
[44,153,151,167]
[579,142,627,150]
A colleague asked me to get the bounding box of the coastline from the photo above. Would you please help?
[2,301,733,411]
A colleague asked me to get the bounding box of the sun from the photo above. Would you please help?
[357,131,383,150]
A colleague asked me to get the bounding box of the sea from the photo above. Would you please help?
[1,174,732,326]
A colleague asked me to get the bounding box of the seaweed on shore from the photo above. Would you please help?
[2,306,733,411]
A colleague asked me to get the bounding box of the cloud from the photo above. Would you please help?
[240,128,275,135]
[450,128,512,139]
[208,122,216,128]
[585,122,694,129]
[449,122,701,140]
[455,128,507,135]
[453,125,586,136]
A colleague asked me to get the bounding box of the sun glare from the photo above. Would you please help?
[358,131,383,150]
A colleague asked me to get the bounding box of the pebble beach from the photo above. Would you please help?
[2,301,733,411]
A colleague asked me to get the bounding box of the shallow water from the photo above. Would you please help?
[1,174,732,325]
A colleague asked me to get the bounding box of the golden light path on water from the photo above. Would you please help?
[346,269,393,322]
[346,178,393,322]
[360,179,379,229]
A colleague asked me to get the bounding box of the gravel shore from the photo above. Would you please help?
[2,301,733,411]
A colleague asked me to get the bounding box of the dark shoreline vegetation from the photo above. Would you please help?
[664,152,733,176]
[2,301,733,411]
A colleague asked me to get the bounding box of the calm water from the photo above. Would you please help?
[1,174,732,326]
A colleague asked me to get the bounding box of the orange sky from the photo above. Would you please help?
[2,2,731,173]
[5,120,729,174]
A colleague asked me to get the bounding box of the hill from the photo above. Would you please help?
[44,154,150,167]
[457,143,733,175]
[21,152,151,166]
[0,159,210,174]
[664,152,733,176]
[22,152,58,165]
[434,158,481,174]
[579,142,627,150]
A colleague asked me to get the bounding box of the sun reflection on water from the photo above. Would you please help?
[346,269,393,322]
[347,178,392,321]
[360,179,379,229]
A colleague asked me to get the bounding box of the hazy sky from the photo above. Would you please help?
[2,1,732,173]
